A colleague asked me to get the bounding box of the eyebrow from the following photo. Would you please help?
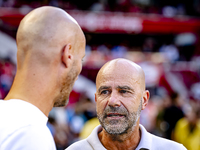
[98,86,111,93]
[117,86,134,92]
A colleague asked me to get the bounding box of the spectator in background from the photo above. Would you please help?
[0,58,15,99]
[174,101,200,150]
[159,43,179,62]
[0,6,85,150]
[162,92,184,139]
[66,58,186,150]
[111,41,128,58]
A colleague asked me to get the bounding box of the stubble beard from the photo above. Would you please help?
[53,64,78,107]
[97,99,142,135]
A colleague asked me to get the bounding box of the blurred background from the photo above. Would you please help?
[0,0,200,150]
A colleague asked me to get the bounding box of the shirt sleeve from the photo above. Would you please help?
[1,124,56,150]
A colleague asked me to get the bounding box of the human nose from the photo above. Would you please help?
[108,92,121,107]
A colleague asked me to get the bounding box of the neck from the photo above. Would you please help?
[4,68,58,117]
[98,121,141,150]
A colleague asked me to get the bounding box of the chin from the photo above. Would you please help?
[53,93,70,107]
[54,98,68,107]
[53,65,78,107]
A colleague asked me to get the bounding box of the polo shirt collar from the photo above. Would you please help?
[87,124,152,150]
[87,125,106,150]
[135,124,152,150]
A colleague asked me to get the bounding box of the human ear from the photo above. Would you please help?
[62,44,73,68]
[95,93,97,102]
[142,90,150,110]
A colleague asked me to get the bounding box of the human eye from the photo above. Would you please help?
[100,90,109,95]
[119,90,127,94]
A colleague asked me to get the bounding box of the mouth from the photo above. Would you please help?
[106,113,126,118]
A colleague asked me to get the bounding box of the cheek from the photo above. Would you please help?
[122,97,139,112]
[79,62,83,73]
[77,60,82,74]
[73,59,82,76]
[96,99,107,114]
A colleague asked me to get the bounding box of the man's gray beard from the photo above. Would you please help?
[97,99,142,135]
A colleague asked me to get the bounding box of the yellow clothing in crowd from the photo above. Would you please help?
[80,117,100,139]
[174,118,200,150]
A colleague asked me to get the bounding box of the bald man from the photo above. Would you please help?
[67,58,186,150]
[0,6,85,150]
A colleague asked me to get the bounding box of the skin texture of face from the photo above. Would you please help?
[97,98,142,135]
[53,27,86,107]
[95,58,149,141]
[4,6,86,116]
[54,59,82,107]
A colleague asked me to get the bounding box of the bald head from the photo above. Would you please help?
[96,58,146,91]
[16,6,85,68]
[95,59,149,138]
[5,6,86,116]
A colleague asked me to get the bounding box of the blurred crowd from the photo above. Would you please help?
[1,32,200,150]
[1,0,200,17]
[0,0,200,150]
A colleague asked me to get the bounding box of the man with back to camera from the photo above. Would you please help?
[0,6,86,150]
[66,58,187,150]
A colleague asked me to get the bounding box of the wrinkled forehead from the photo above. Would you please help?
[96,60,144,89]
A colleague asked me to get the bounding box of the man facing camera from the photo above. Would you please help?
[66,58,186,150]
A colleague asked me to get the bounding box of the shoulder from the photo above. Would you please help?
[150,134,186,149]
[66,125,105,150]
[138,124,187,150]
[1,124,56,150]
[66,139,92,150]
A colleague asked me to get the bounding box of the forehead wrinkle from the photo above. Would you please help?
[114,59,145,91]
[98,86,111,93]
[117,85,134,91]
[96,58,146,91]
